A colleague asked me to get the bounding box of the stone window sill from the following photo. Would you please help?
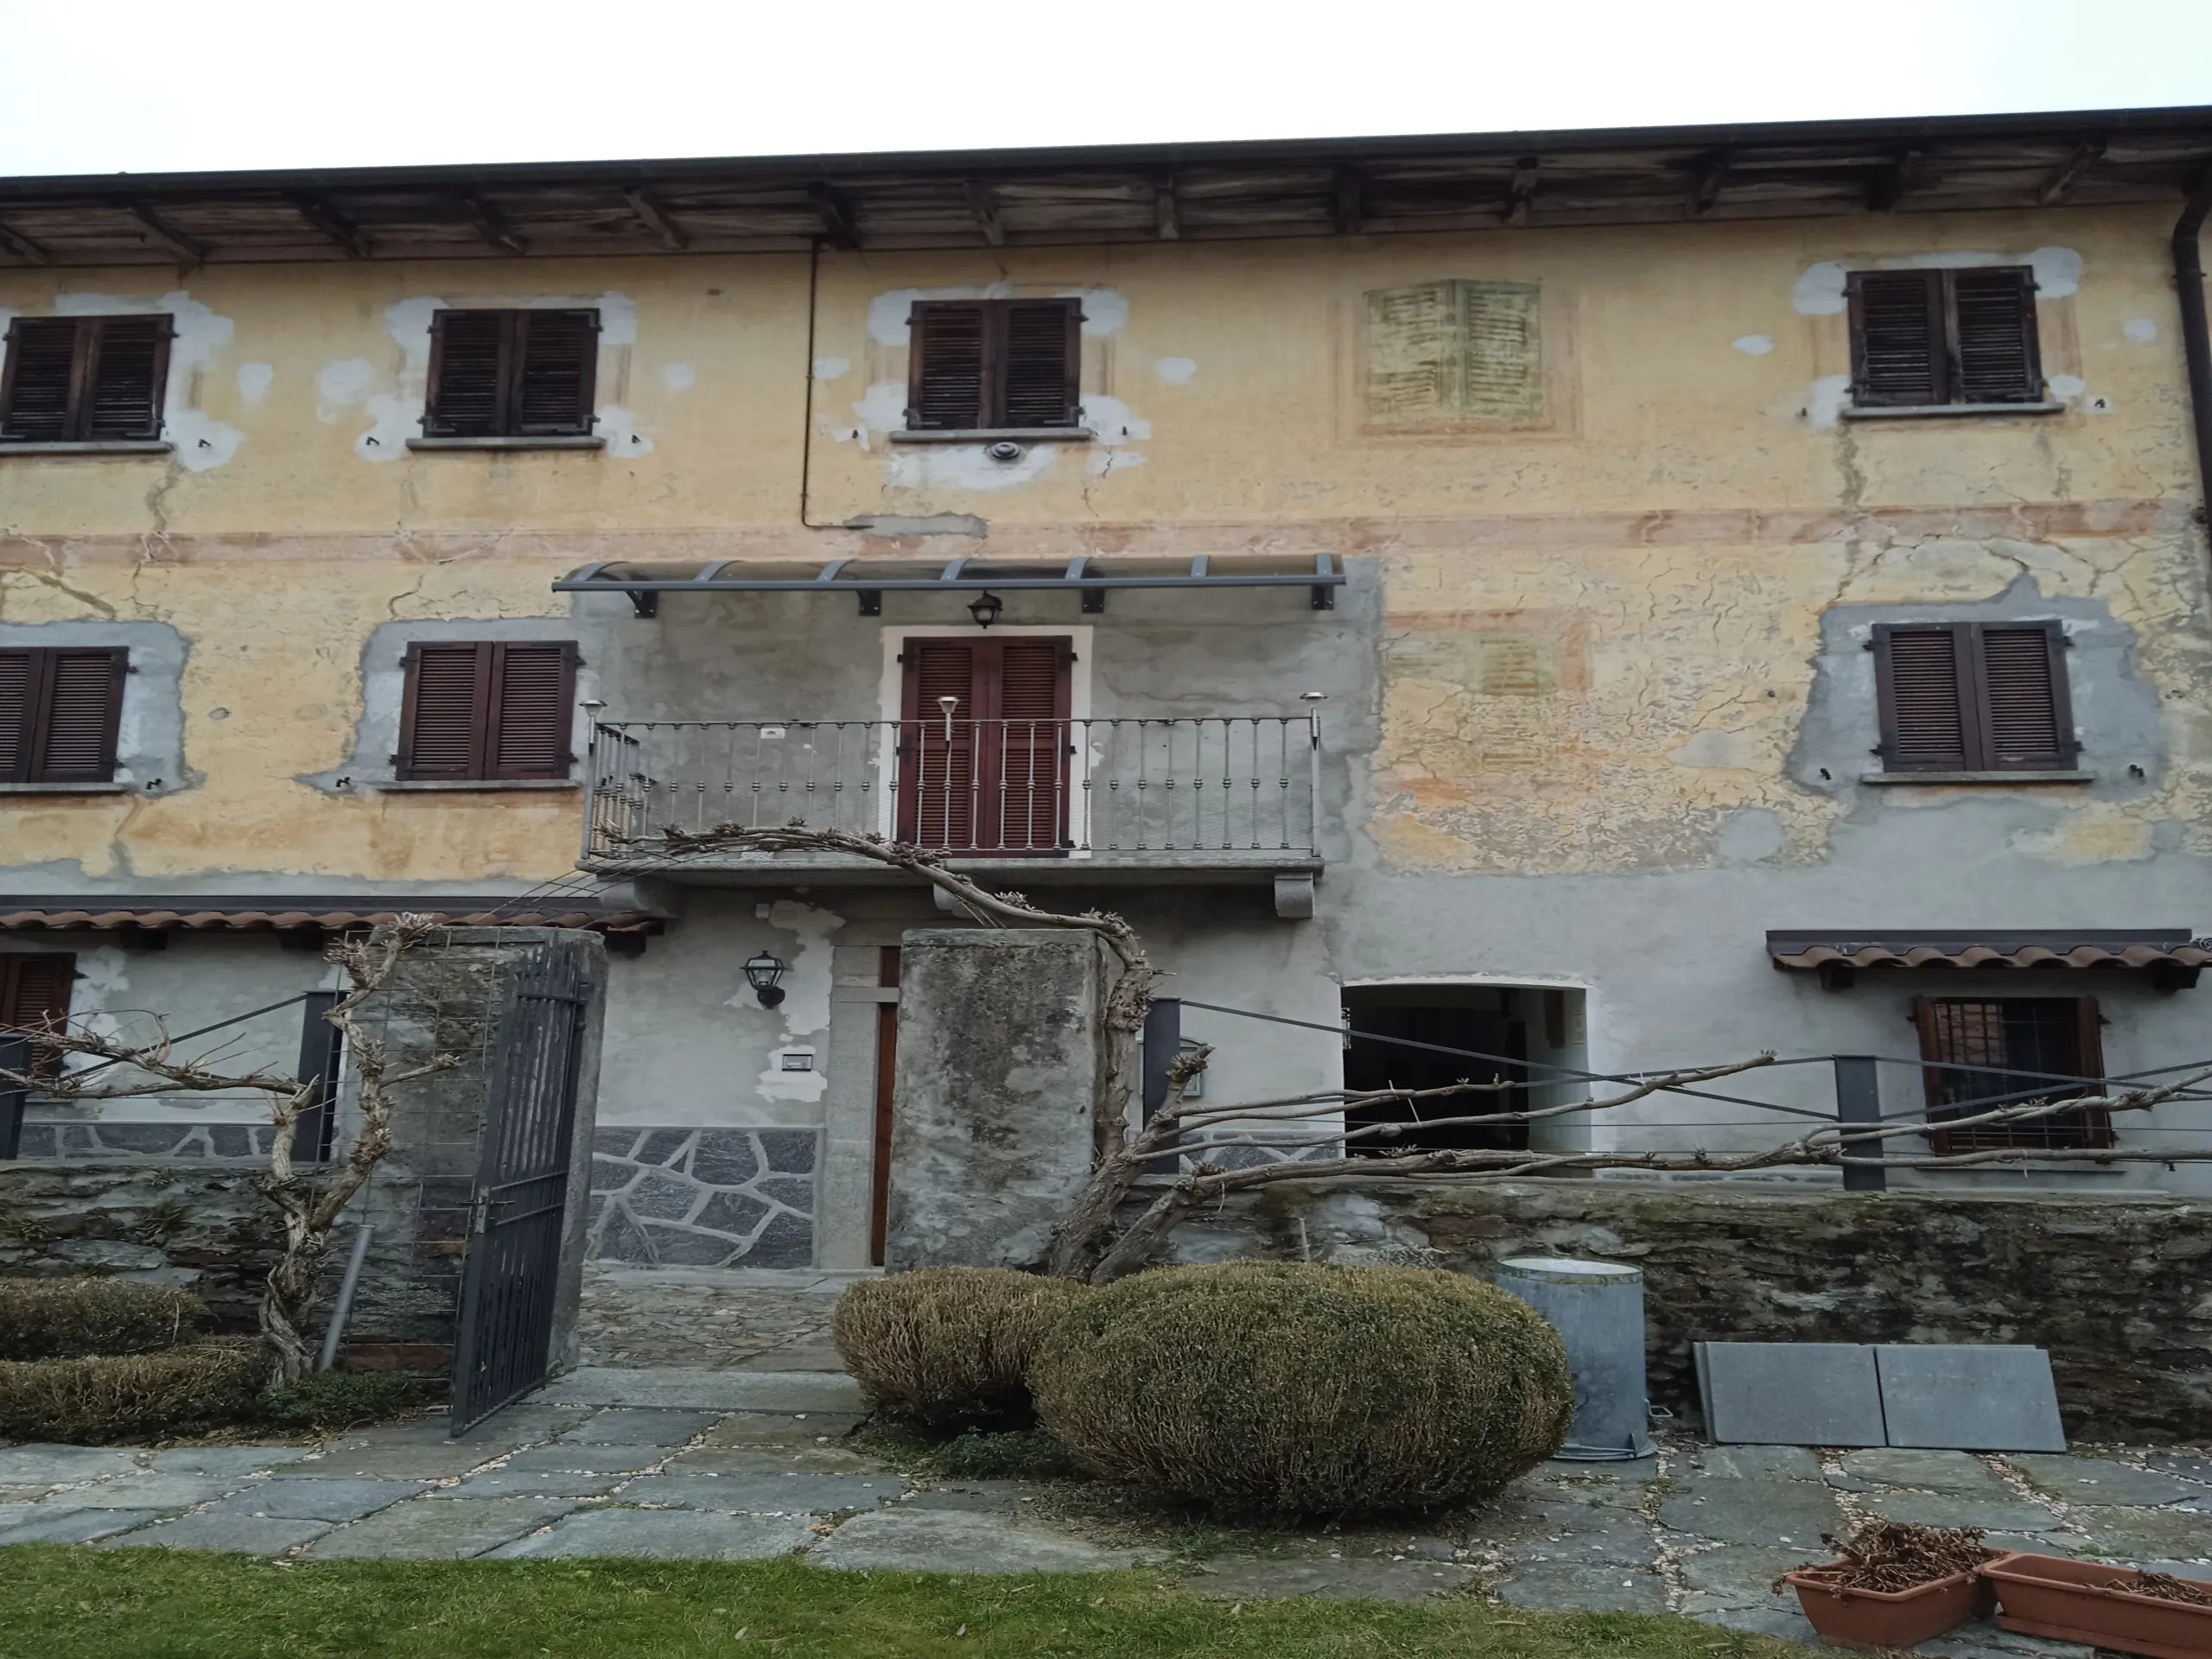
[0,780,135,795]
[405,435,605,452]
[0,441,173,456]
[368,779,581,793]
[1841,403,2065,422]
[1862,771,2092,785]
[889,428,1096,444]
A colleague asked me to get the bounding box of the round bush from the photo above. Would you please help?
[0,1276,206,1361]
[832,1267,1087,1427]
[1029,1261,1572,1516]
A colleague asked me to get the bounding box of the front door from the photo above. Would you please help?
[896,637,1073,854]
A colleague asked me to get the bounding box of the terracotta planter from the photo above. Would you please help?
[1779,1553,2004,1650]
[1986,1553,2212,1659]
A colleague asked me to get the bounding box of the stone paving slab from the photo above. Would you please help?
[535,1368,864,1413]
[205,1478,426,1523]
[0,1507,165,1544]
[2150,1455,2212,1484]
[1862,1492,2063,1532]
[666,1446,887,1477]
[1497,1560,1668,1613]
[487,1508,820,1561]
[1507,1497,1658,1566]
[902,1481,1043,1513]
[1538,1456,1659,1483]
[620,1471,904,1514]
[453,1406,597,1443]
[0,1446,141,1485]
[447,1470,632,1500]
[2005,1454,2202,1505]
[273,1445,500,1480]
[563,1408,725,1446]
[694,1412,868,1449]
[1679,1445,1825,1481]
[1833,1447,2013,1494]
[301,1497,578,1561]
[1658,1480,1842,1548]
[809,1507,1161,1573]
[2068,1507,2212,1560]
[141,1446,298,1478]
[498,1443,674,1475]
[102,1513,334,1555]
[1678,1546,1813,1605]
[71,1475,256,1510]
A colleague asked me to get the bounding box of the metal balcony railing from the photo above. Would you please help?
[583,716,1320,865]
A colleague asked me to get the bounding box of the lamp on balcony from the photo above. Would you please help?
[965,591,1005,629]
[743,950,789,1009]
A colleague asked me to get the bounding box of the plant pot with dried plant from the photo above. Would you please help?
[1775,1522,2007,1651]
[1984,1554,2212,1659]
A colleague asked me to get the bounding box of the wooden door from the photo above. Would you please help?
[896,638,1072,853]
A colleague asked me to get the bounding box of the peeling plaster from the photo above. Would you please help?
[811,356,851,381]
[1732,335,1775,356]
[235,363,274,404]
[1153,356,1198,384]
[865,285,1128,346]
[2049,373,2088,404]
[662,362,696,391]
[745,899,839,1103]
[1794,247,2081,316]
[43,289,244,471]
[1804,374,1853,429]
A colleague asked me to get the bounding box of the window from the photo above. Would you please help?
[0,316,171,443]
[1366,280,1543,424]
[1872,621,2076,773]
[396,641,577,781]
[895,637,1071,851]
[423,309,599,438]
[0,648,128,784]
[905,299,1082,432]
[1916,995,2111,1151]
[0,953,75,1084]
[1847,268,2044,409]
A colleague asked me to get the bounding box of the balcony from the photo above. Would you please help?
[581,716,1323,908]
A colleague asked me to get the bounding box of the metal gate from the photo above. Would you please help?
[449,937,594,1434]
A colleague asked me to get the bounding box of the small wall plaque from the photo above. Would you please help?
[779,1051,815,1072]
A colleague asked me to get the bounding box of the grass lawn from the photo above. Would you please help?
[0,1546,1803,1659]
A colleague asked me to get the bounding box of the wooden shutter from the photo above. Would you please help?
[1849,271,1945,407]
[398,640,575,780]
[487,642,576,779]
[899,641,979,848]
[1,953,76,1083]
[993,639,1073,850]
[1873,625,1975,771]
[0,652,29,781]
[999,300,1082,428]
[82,316,171,440]
[1950,268,2042,404]
[907,303,987,430]
[1366,283,1457,423]
[1974,622,2074,769]
[423,310,512,436]
[0,318,82,442]
[0,647,126,784]
[0,316,168,442]
[397,642,493,779]
[512,310,599,435]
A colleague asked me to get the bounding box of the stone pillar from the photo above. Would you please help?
[886,928,1105,1270]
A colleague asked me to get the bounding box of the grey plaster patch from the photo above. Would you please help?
[1658,1480,1842,1548]
[566,1408,724,1446]
[498,1444,673,1475]
[1194,1555,1484,1605]
[1497,1561,1669,1614]
[448,1470,630,1500]
[620,1471,902,1513]
[1698,1343,1886,1447]
[1877,1345,2066,1453]
[586,1128,817,1269]
[207,1478,427,1522]
[2005,1454,2199,1505]
[0,1446,142,1485]
[0,619,194,793]
[1834,1447,2011,1494]
[809,1506,1160,1573]
[73,1475,254,1509]
[301,1497,577,1560]
[0,1507,165,1544]
[1862,1492,2061,1532]
[486,1506,819,1560]
[102,1513,334,1554]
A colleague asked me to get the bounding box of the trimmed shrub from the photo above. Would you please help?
[0,1276,206,1361]
[1029,1261,1573,1516]
[259,1370,447,1433]
[0,1341,264,1442]
[833,1267,1088,1427]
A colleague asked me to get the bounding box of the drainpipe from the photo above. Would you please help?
[2177,166,2212,543]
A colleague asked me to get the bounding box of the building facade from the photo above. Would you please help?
[4,111,2212,1289]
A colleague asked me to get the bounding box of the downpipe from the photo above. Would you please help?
[2176,166,2212,550]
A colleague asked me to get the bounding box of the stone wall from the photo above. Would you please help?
[1168,1179,2212,1440]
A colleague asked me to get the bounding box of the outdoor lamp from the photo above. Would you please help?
[966,591,1005,629]
[743,950,789,1009]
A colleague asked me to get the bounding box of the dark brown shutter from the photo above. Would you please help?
[0,318,81,442]
[899,641,979,848]
[512,310,599,435]
[486,643,576,778]
[32,649,128,782]
[0,651,29,782]
[82,316,171,441]
[908,304,987,430]
[397,642,492,779]
[1,953,76,1083]
[1974,622,2074,769]
[1000,300,1083,427]
[995,639,1073,850]
[1873,625,1975,771]
[423,311,511,436]
[1850,271,1945,408]
[1951,268,2042,404]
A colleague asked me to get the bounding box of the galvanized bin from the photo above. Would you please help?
[1496,1255,1656,1461]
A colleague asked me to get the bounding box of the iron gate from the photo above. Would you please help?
[449,937,594,1434]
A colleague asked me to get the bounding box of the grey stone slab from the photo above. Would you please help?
[1683,1445,1826,1481]
[809,1506,1160,1573]
[455,1405,596,1443]
[2069,1508,2212,1560]
[73,1475,254,1510]
[620,1471,903,1514]
[1658,1479,1842,1548]
[902,1481,1045,1514]
[1698,1343,1886,1447]
[1834,1447,2010,1494]
[448,1470,630,1500]
[0,1503,36,1529]
[1679,1546,1816,1605]
[1511,1497,1658,1565]
[694,1412,867,1449]
[0,1507,164,1544]
[1876,1345,2066,1453]
[207,1478,427,1522]
[1538,1455,1660,1483]
[1922,1630,2101,1659]
[1862,1492,2061,1532]
[101,1513,334,1554]
[565,1408,722,1446]
[2150,1456,2212,1484]
[666,1446,887,1477]
[498,1443,671,1475]
[532,1368,864,1413]
[2005,1454,2200,1505]
[140,1446,295,1478]
[487,1507,818,1560]
[300,1497,576,1560]
[1497,1560,1668,1613]
[1192,1555,1483,1605]
[0,1446,142,1485]
[271,1445,502,1480]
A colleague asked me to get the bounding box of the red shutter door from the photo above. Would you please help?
[899,642,979,849]
[990,639,1072,851]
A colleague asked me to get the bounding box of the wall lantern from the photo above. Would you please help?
[966,591,1005,629]
[743,950,789,1008]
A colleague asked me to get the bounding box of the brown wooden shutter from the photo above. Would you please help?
[994,638,1073,849]
[899,641,979,848]
[1873,625,1975,771]
[1849,271,1945,408]
[1974,622,2074,769]
[397,642,493,779]
[1,953,76,1083]
[486,642,576,779]
[0,652,29,782]
[0,318,82,442]
[999,300,1083,427]
[423,311,512,436]
[1951,268,2042,404]
[82,316,171,441]
[32,648,128,782]
[907,304,988,430]
[512,310,599,435]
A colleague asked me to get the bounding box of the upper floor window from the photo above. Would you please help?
[397,640,577,782]
[1872,620,2076,775]
[423,309,599,439]
[0,647,128,784]
[906,299,1082,433]
[1847,268,2044,410]
[0,316,171,444]
[0,952,75,1084]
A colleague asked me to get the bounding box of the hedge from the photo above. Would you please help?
[0,1341,264,1442]
[832,1267,1087,1427]
[0,1277,206,1362]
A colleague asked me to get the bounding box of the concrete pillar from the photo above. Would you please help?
[886,928,1105,1269]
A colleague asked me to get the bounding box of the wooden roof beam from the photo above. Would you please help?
[1503,155,1539,226]
[0,217,49,264]
[1869,148,1925,212]
[289,194,369,257]
[809,182,858,250]
[119,200,207,264]
[1333,168,1363,234]
[457,193,524,253]
[2039,141,2106,204]
[963,180,1004,245]
[623,188,688,251]
[1687,152,1729,216]
[1154,179,1180,239]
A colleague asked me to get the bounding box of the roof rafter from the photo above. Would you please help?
[809,182,858,249]
[1154,178,1180,239]
[2039,141,2106,204]
[289,194,369,257]
[118,200,206,264]
[0,217,49,264]
[623,188,688,251]
[963,179,1004,245]
[457,193,524,253]
[1686,151,1730,216]
[1869,148,1926,212]
[1503,155,1539,226]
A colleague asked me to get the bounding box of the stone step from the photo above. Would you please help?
[532,1367,865,1413]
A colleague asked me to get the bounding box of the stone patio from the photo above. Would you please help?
[2,1369,2206,1653]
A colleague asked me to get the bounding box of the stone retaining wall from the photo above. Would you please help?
[1166,1179,2212,1440]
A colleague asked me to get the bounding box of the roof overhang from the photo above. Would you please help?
[0,897,668,953]
[1767,929,2209,991]
[553,555,1344,618]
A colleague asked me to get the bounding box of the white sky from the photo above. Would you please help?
[2,0,2208,178]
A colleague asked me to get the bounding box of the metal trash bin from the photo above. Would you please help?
[1496,1255,1656,1461]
